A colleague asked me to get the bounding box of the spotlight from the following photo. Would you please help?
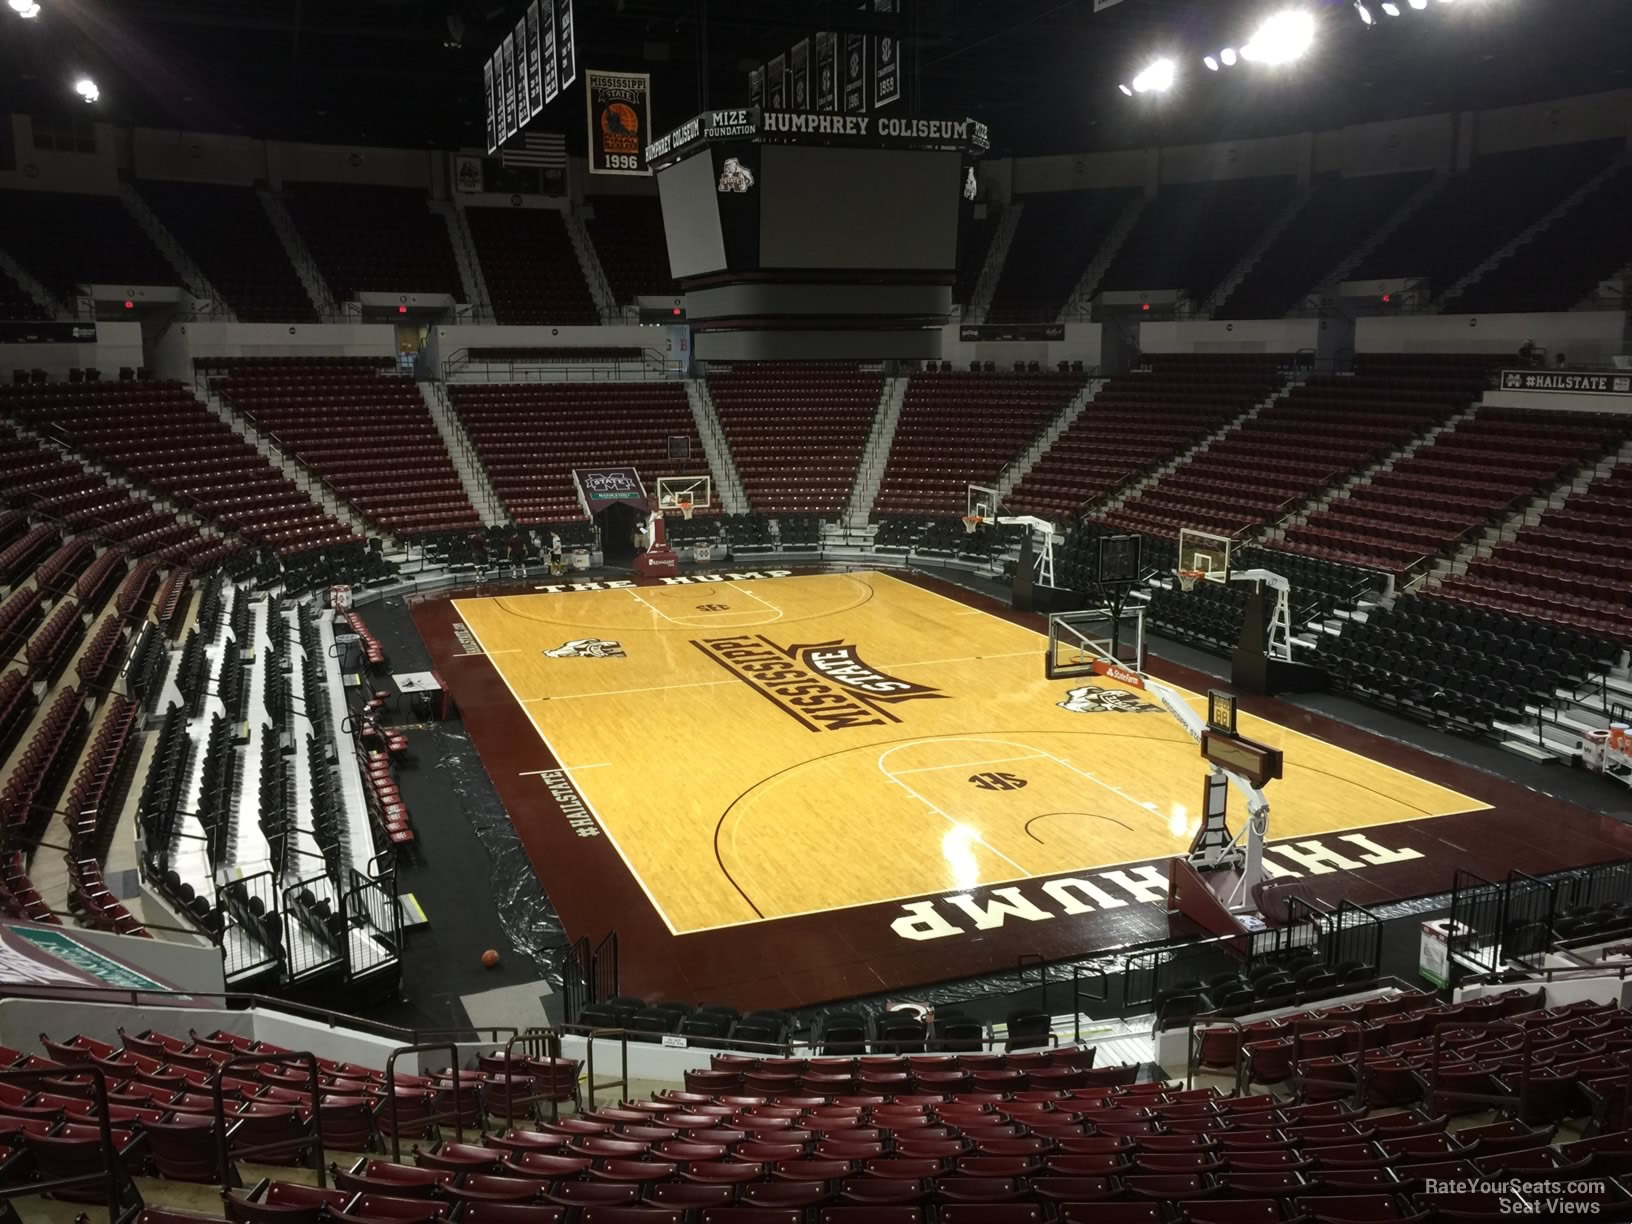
[1409,0,1427,7]
[1355,1,1373,23]
[8,0,40,15]
[1131,57,1176,93]
[1241,10,1316,65]
[1381,2,1400,13]
[73,77,99,103]
[1220,47,1238,66]
[1204,55,1219,70]
[1118,83,1133,96]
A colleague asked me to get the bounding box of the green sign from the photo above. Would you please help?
[10,927,174,993]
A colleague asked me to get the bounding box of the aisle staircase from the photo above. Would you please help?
[684,380,749,515]
[421,382,506,526]
[258,188,339,320]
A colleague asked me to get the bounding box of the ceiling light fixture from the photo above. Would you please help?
[1241,10,1317,66]
[1131,57,1176,93]
[1118,83,1133,96]
[1355,1,1374,23]
[1203,55,1220,70]
[73,76,99,103]
[1220,47,1238,66]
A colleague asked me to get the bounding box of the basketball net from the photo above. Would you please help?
[676,497,695,521]
[962,514,983,535]
[1177,570,1203,592]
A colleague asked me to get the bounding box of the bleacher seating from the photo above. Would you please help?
[708,364,882,515]
[0,272,49,321]
[1282,407,1632,576]
[1323,594,1619,728]
[282,183,465,302]
[450,383,697,525]
[1349,139,1622,304]
[986,189,1140,322]
[873,371,1086,517]
[1009,356,1285,520]
[1102,355,1495,540]
[138,181,317,323]
[1213,171,1432,319]
[0,380,353,557]
[207,358,479,537]
[1436,459,1632,644]
[583,196,679,302]
[1145,546,1384,656]
[0,188,174,302]
[1097,177,1295,305]
[1445,160,1632,315]
[464,207,597,325]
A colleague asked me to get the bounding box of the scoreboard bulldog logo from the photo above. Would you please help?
[718,157,755,193]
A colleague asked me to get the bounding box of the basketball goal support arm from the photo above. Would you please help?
[1141,675,1270,823]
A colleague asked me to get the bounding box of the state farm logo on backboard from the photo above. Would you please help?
[693,634,946,732]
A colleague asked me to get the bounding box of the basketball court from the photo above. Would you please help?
[449,570,1486,936]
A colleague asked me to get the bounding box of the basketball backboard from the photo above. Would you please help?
[1045,606,1146,680]
[656,475,713,513]
[1177,527,1234,585]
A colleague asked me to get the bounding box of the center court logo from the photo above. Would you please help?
[693,634,945,732]
[1058,685,1159,715]
[544,638,626,659]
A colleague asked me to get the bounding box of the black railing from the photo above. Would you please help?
[1449,867,1504,976]
[1502,870,1559,964]
[212,1050,324,1185]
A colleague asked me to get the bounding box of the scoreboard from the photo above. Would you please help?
[486,0,577,155]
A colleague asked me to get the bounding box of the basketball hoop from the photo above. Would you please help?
[962,514,983,535]
[676,497,695,521]
[1177,569,1204,592]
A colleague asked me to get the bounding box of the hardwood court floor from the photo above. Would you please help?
[453,571,1485,936]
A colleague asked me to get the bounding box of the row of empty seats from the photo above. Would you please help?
[208,358,480,537]
[708,365,883,515]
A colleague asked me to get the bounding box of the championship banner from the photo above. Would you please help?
[586,70,653,176]
[542,3,559,103]
[874,0,901,109]
[791,39,811,111]
[767,54,788,109]
[502,33,519,138]
[815,32,837,112]
[524,2,544,119]
[483,58,498,153]
[455,154,485,193]
[555,0,577,91]
[749,66,765,109]
[515,10,535,121]
[843,34,866,113]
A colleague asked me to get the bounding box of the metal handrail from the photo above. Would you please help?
[0,1065,130,1218]
[383,1042,463,1163]
[212,1049,325,1186]
[1425,1019,1532,1119]
[0,979,515,1048]
[582,1026,629,1110]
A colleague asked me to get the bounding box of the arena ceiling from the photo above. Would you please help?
[2,0,1629,157]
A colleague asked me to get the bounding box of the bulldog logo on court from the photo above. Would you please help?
[544,638,627,659]
[693,634,945,732]
[1058,685,1159,715]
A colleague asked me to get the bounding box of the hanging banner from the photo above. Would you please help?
[749,65,765,109]
[874,0,901,109]
[483,58,498,153]
[790,39,811,111]
[586,70,653,176]
[525,2,545,119]
[502,33,519,139]
[542,2,559,103]
[843,34,866,113]
[556,0,577,91]
[767,55,788,109]
[815,32,838,112]
[454,154,485,193]
[515,12,535,121]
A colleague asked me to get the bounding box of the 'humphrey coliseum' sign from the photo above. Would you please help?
[646,107,988,168]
